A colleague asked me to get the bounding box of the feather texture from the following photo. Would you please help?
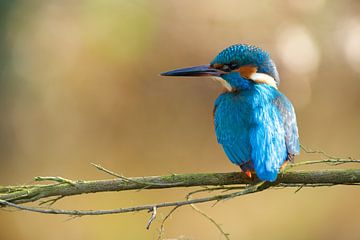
[214,83,299,181]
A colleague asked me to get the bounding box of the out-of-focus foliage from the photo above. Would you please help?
[0,0,359,239]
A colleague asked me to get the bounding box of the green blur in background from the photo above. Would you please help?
[0,0,360,239]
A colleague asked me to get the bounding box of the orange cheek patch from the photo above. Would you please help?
[237,65,257,79]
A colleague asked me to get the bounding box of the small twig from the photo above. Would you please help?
[187,186,247,196]
[158,206,180,240]
[39,196,64,206]
[187,192,230,240]
[156,183,265,240]
[294,184,304,193]
[64,215,82,222]
[277,183,333,188]
[91,163,182,187]
[189,203,230,239]
[146,206,157,230]
[34,176,76,186]
[91,163,149,186]
[288,159,360,169]
[300,144,353,160]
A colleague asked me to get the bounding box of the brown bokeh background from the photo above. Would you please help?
[0,1,360,239]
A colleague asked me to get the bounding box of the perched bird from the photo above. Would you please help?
[161,44,300,181]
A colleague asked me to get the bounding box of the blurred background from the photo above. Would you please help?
[0,0,360,239]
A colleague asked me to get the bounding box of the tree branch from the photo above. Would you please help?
[1,146,358,240]
[0,181,272,216]
[0,160,359,206]
[0,158,359,240]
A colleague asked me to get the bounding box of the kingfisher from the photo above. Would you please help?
[161,44,300,182]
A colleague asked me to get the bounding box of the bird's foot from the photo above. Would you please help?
[244,170,256,180]
[280,161,288,172]
[245,170,252,179]
[287,153,295,163]
[239,161,255,179]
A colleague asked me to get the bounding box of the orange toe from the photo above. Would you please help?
[280,161,288,171]
[245,170,252,178]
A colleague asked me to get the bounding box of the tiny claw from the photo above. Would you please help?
[245,170,252,178]
[280,161,290,172]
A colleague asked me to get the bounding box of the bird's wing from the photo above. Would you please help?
[273,93,300,156]
[213,95,251,165]
[249,98,288,181]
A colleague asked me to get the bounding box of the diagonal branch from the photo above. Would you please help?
[0,181,271,216]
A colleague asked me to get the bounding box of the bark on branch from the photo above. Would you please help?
[1,161,359,205]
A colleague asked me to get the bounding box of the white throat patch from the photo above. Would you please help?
[211,77,233,92]
[249,73,277,89]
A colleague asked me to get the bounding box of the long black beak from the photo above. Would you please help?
[161,65,221,77]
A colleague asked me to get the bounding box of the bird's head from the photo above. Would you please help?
[161,44,280,91]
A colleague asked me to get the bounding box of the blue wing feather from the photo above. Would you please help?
[273,94,300,155]
[214,93,251,165]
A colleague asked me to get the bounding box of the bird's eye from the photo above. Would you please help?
[221,65,230,72]
[229,62,238,70]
